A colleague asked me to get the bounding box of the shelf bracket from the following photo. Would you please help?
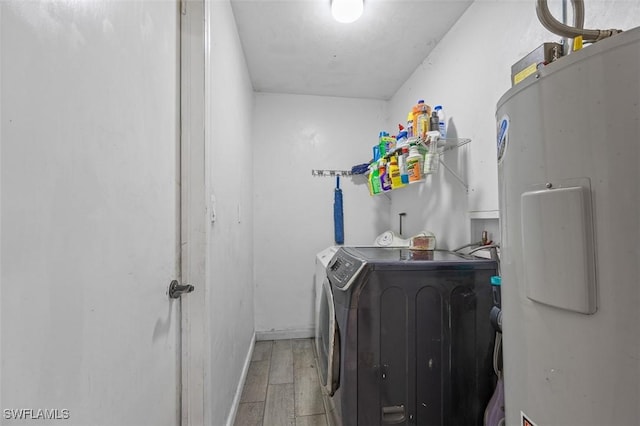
[439,157,469,193]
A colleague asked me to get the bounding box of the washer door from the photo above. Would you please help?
[316,277,340,396]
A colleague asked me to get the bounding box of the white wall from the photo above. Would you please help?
[207,0,256,423]
[249,0,640,337]
[222,0,640,416]
[252,93,389,337]
[387,0,640,250]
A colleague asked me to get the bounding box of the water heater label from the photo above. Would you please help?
[521,411,538,426]
[497,115,509,164]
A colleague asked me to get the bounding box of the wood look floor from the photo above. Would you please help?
[234,339,327,426]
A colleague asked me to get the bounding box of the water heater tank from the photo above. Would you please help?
[496,27,640,426]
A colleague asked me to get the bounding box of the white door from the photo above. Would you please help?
[1,1,186,425]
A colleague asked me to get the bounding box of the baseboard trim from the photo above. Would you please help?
[226,331,256,426]
[255,327,314,341]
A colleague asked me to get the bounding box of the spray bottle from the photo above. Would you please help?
[424,131,440,175]
[367,163,376,195]
[369,146,382,195]
[379,158,392,192]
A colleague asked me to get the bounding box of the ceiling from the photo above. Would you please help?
[230,0,474,100]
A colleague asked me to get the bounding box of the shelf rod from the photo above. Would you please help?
[438,158,469,193]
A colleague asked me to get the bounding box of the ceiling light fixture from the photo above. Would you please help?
[331,0,363,23]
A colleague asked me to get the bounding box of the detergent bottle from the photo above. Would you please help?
[412,100,432,141]
[429,110,439,132]
[387,135,397,153]
[378,131,387,157]
[389,154,404,189]
[406,112,415,139]
[396,124,409,149]
[406,144,423,183]
[399,146,410,185]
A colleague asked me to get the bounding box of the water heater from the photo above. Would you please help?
[497,27,640,425]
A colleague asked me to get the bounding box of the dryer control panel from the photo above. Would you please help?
[327,251,364,290]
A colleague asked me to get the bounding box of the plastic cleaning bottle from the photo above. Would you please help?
[406,144,423,183]
[406,112,414,139]
[369,146,382,195]
[378,131,387,157]
[396,125,408,149]
[424,130,440,175]
[367,163,375,195]
[399,146,409,184]
[378,132,395,155]
[411,101,421,139]
[370,160,381,195]
[413,100,431,141]
[389,154,404,189]
[387,135,397,153]
[379,159,392,192]
[434,105,447,139]
[429,110,439,132]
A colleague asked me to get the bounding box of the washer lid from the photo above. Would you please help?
[343,246,486,264]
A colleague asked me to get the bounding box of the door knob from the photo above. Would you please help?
[168,280,194,299]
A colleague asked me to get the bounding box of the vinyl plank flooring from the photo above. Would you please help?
[263,383,295,426]
[252,340,273,362]
[240,360,270,403]
[291,338,314,353]
[269,339,294,384]
[295,414,327,426]
[234,402,264,426]
[293,339,325,416]
[238,339,327,425]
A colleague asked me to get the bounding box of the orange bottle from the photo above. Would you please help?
[412,100,432,140]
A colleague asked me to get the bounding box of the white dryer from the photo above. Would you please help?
[314,246,339,347]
